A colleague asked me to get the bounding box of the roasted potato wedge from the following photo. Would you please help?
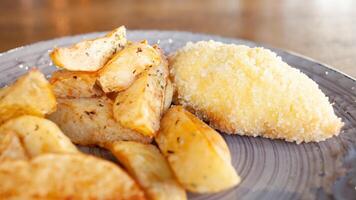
[163,79,174,113]
[113,58,169,137]
[0,70,56,124]
[108,141,187,200]
[0,115,78,158]
[155,106,240,193]
[98,41,161,93]
[50,70,103,98]
[47,97,151,146]
[0,153,146,200]
[50,26,127,72]
[0,132,28,161]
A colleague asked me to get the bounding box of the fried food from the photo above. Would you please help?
[98,41,161,93]
[169,40,343,143]
[50,26,127,72]
[108,141,187,200]
[0,154,146,200]
[0,70,56,124]
[47,97,151,146]
[163,79,174,113]
[113,58,169,137]
[0,115,78,160]
[0,132,28,161]
[155,106,240,193]
[50,70,103,98]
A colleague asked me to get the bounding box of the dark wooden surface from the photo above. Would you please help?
[0,0,355,78]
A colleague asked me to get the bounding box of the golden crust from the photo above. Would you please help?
[47,97,151,146]
[0,154,146,200]
[0,70,56,125]
[50,26,127,72]
[108,141,187,200]
[50,70,103,98]
[169,41,343,143]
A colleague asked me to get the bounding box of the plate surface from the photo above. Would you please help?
[0,30,355,200]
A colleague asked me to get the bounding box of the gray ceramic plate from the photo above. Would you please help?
[0,31,355,200]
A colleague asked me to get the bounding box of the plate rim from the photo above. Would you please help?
[0,29,355,83]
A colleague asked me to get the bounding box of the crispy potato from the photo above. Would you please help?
[0,115,78,158]
[163,79,174,113]
[0,70,56,124]
[113,58,169,137]
[155,106,240,193]
[98,41,161,93]
[47,97,151,146]
[108,141,187,200]
[0,132,28,162]
[0,153,146,200]
[50,26,127,72]
[50,70,103,98]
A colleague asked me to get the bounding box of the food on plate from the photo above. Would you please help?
[98,41,161,93]
[50,70,103,98]
[47,97,151,146]
[163,79,174,113]
[155,106,240,193]
[169,40,343,143]
[50,26,127,72]
[0,115,78,160]
[0,132,28,161]
[0,154,146,200]
[0,70,56,124]
[108,141,187,200]
[113,58,169,137]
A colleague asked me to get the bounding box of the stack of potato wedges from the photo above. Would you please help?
[0,26,240,200]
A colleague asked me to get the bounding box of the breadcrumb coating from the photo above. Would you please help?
[169,40,343,143]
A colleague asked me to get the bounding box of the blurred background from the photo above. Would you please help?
[0,0,355,77]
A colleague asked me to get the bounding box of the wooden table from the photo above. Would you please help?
[0,0,355,78]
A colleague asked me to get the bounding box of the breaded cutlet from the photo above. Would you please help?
[169,40,343,143]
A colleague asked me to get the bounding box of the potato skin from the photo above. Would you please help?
[0,154,146,200]
[108,141,187,200]
[47,97,151,146]
[0,115,78,159]
[113,55,169,137]
[50,26,127,72]
[155,106,240,193]
[50,70,103,98]
[0,70,56,125]
[98,41,161,93]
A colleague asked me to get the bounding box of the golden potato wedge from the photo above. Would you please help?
[0,131,28,161]
[98,41,161,93]
[50,26,127,72]
[155,106,240,193]
[113,58,169,137]
[0,153,146,200]
[0,70,56,124]
[163,79,174,113]
[47,97,151,146]
[108,141,187,200]
[0,115,78,158]
[50,70,103,98]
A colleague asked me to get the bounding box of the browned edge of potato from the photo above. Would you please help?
[47,97,152,146]
[0,70,56,125]
[107,141,187,200]
[98,40,161,93]
[155,106,240,193]
[0,153,146,200]
[112,54,169,137]
[50,70,103,98]
[0,115,78,161]
[50,26,127,72]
